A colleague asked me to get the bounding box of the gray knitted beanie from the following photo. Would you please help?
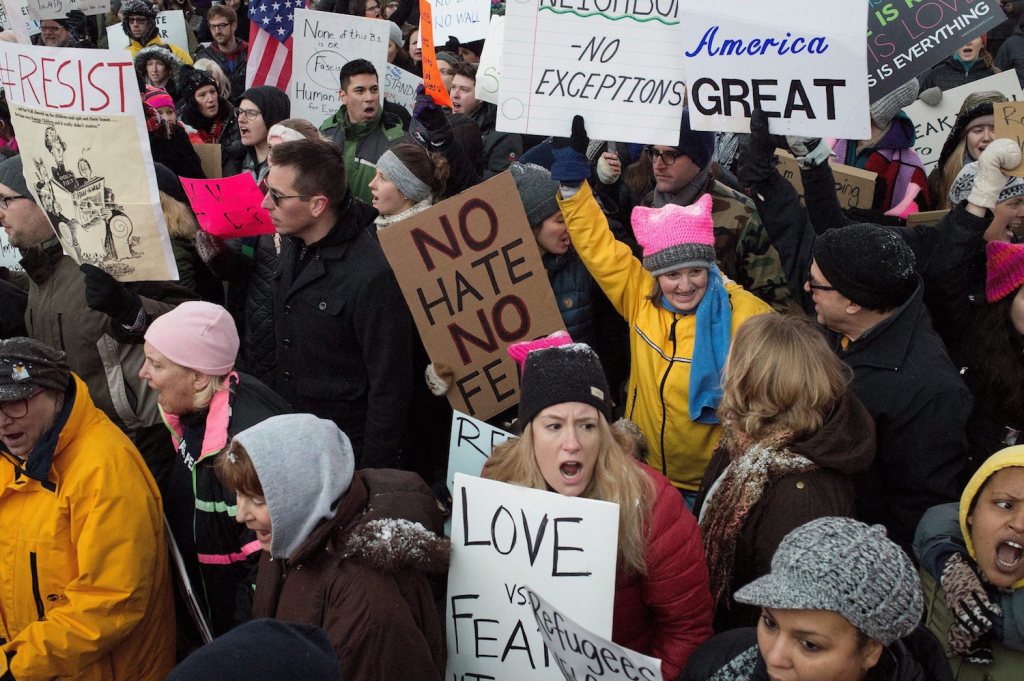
[0,155,33,203]
[231,414,355,560]
[870,79,919,130]
[510,162,559,229]
[734,516,923,646]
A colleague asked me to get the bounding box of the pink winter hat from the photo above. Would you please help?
[632,193,715,276]
[145,301,239,375]
[986,240,1024,302]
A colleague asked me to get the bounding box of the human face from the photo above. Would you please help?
[658,267,708,312]
[368,169,414,216]
[965,122,995,161]
[534,211,570,255]
[384,0,398,16]
[987,196,1024,242]
[139,342,204,416]
[363,0,381,17]
[957,36,984,62]
[237,98,269,148]
[0,182,56,249]
[439,62,455,91]
[39,20,70,47]
[156,106,177,126]
[146,59,169,85]
[409,30,421,62]
[236,492,273,551]
[967,466,1024,588]
[450,74,479,114]
[340,73,380,124]
[224,0,241,9]
[531,402,601,497]
[0,389,63,459]
[758,608,882,681]
[804,260,850,331]
[208,17,237,48]
[458,46,479,64]
[262,163,322,242]
[651,145,700,193]
[127,15,151,40]
[195,84,219,118]
[387,39,398,63]
[1011,286,1024,335]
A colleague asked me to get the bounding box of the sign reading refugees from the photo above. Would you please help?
[382,63,421,115]
[289,9,389,124]
[26,0,106,20]
[867,0,1004,100]
[680,0,870,139]
[525,587,663,681]
[904,70,1023,170]
[377,173,565,421]
[474,14,503,105]
[447,410,513,496]
[447,474,619,681]
[181,174,276,238]
[429,0,489,43]
[0,43,178,282]
[107,10,189,53]
[498,0,687,145]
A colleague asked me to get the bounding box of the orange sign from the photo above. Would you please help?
[418,0,454,109]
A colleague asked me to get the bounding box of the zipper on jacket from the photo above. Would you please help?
[658,318,680,477]
[29,552,46,621]
[628,386,638,421]
[56,313,66,351]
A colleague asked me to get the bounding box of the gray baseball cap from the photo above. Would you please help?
[0,337,70,402]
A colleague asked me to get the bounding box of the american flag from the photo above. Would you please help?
[246,0,307,91]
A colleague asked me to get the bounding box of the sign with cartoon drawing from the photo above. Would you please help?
[0,43,178,282]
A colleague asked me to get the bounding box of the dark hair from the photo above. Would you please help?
[215,441,265,498]
[206,4,237,22]
[340,58,378,90]
[450,60,477,82]
[391,142,449,198]
[403,27,420,60]
[269,139,348,212]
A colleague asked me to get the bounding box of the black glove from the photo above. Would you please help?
[80,263,142,326]
[413,84,447,133]
[443,36,460,54]
[552,114,589,155]
[736,109,781,190]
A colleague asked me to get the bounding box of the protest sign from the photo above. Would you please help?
[904,70,1024,171]
[995,101,1024,177]
[0,0,38,40]
[289,9,389,124]
[193,143,223,179]
[181,174,275,238]
[0,44,178,282]
[0,230,21,271]
[474,14,503,105]
[383,63,422,115]
[419,0,454,108]
[377,172,565,420]
[26,0,106,19]
[680,0,870,139]
[107,10,189,53]
[447,474,619,681]
[430,0,489,43]
[447,410,513,496]
[868,0,1004,100]
[906,209,950,227]
[498,0,687,145]
[775,150,878,211]
[526,587,662,681]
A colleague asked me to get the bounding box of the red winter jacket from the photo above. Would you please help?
[613,464,714,681]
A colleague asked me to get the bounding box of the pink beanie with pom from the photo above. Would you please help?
[632,193,715,276]
[145,301,239,375]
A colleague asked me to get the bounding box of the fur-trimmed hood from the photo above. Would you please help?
[343,518,450,574]
[134,45,182,84]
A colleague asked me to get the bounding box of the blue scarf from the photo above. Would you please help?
[660,265,731,424]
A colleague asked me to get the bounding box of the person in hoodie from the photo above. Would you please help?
[914,446,1024,679]
[216,413,448,681]
[682,517,953,681]
[693,314,876,632]
[919,35,1000,92]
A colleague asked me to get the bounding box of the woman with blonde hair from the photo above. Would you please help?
[693,314,876,631]
[482,334,713,681]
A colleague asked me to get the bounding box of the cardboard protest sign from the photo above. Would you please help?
[26,0,106,20]
[429,0,489,43]
[447,410,513,496]
[419,0,454,108]
[474,14,503,105]
[378,172,565,420]
[181,174,275,238]
[906,209,950,227]
[107,10,189,53]
[382,63,422,115]
[525,587,662,681]
[289,9,389,124]
[868,0,1005,100]
[498,0,686,145]
[447,474,619,681]
[0,44,178,282]
[775,150,878,211]
[904,71,1024,171]
[680,0,870,139]
[995,101,1024,177]
[0,0,39,40]
[193,143,223,179]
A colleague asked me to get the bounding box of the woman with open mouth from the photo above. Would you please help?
[482,335,713,681]
[915,445,1024,678]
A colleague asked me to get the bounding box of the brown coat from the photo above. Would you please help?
[252,469,448,681]
[693,392,876,631]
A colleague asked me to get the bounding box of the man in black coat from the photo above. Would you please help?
[261,138,414,468]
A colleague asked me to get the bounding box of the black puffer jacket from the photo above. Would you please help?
[917,55,999,92]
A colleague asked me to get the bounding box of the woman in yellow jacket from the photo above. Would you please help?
[554,139,772,505]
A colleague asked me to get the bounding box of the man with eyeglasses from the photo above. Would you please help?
[640,108,794,315]
[38,12,91,48]
[121,0,193,65]
[261,138,414,469]
[0,336,175,680]
[194,5,247,105]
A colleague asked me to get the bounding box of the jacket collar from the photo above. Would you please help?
[288,471,369,566]
[161,372,238,463]
[18,238,64,285]
[838,278,925,371]
[281,195,375,294]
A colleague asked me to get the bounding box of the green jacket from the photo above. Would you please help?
[321,107,404,204]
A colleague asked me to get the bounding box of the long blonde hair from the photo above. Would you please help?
[930,137,967,211]
[160,191,200,240]
[718,315,850,440]
[482,414,653,575]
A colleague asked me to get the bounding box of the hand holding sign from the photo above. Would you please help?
[181,174,276,238]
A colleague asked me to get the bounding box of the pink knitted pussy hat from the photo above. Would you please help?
[986,240,1024,302]
[145,301,240,375]
[631,193,715,276]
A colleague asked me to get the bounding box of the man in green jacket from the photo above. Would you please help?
[320,60,404,204]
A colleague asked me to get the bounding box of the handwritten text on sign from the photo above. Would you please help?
[382,63,421,115]
[430,0,489,43]
[181,174,276,238]
[447,474,619,681]
[0,44,136,114]
[26,0,106,20]
[498,0,686,145]
[377,172,565,421]
[680,0,869,139]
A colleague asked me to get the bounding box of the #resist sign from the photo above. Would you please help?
[681,0,870,139]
